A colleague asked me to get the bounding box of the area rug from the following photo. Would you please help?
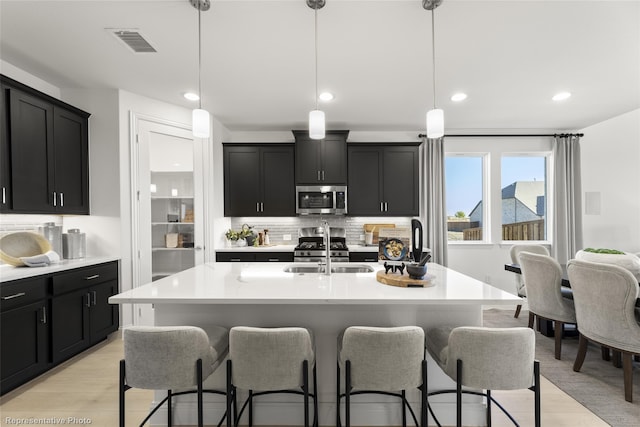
[483,308,640,427]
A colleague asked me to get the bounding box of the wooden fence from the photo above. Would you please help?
[463,219,545,241]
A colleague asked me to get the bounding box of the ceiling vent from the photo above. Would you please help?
[109,29,157,53]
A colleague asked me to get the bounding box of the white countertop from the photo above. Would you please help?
[0,256,120,282]
[109,261,520,306]
[216,244,296,252]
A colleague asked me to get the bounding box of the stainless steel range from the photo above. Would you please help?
[294,226,349,263]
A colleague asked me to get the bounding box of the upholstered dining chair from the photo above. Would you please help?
[567,259,640,402]
[518,251,576,360]
[120,325,229,427]
[426,326,540,427]
[509,245,550,318]
[226,326,317,427]
[336,326,427,427]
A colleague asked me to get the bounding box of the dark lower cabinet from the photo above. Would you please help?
[0,261,119,395]
[51,262,119,364]
[349,252,379,262]
[0,277,49,395]
[216,251,294,262]
[347,144,420,216]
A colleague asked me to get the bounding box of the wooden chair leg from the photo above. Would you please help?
[514,304,522,319]
[622,352,633,402]
[612,350,622,368]
[601,346,611,361]
[573,334,589,372]
[635,355,640,363]
[554,321,564,360]
[528,312,535,329]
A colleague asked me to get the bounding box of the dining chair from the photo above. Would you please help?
[509,245,550,318]
[567,259,640,402]
[518,251,576,360]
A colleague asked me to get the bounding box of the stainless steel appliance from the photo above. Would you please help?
[296,185,347,215]
[294,226,349,263]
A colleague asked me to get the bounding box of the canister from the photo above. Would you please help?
[39,222,62,257]
[63,229,86,259]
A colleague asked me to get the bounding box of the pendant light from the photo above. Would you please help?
[307,0,326,140]
[423,0,444,138]
[190,0,210,138]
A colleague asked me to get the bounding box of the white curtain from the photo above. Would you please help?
[552,134,583,264]
[421,136,448,266]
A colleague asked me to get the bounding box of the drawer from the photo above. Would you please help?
[255,252,294,262]
[216,252,255,262]
[52,262,118,296]
[1,276,48,312]
[349,252,378,262]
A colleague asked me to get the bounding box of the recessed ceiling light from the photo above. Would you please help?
[552,92,571,101]
[319,92,334,101]
[451,92,467,102]
[183,92,200,101]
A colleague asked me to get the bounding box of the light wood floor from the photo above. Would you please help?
[0,331,609,427]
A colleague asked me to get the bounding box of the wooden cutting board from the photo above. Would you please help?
[363,223,396,245]
[376,270,435,288]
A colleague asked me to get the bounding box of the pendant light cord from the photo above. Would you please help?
[431,8,436,110]
[198,5,203,110]
[314,6,319,111]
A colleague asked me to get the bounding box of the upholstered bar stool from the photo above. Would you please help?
[337,326,427,427]
[226,326,317,427]
[519,251,576,359]
[426,326,540,427]
[119,325,230,427]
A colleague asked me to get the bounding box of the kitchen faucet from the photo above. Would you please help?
[322,220,331,275]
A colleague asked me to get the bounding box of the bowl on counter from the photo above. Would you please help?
[0,232,52,266]
[406,264,428,279]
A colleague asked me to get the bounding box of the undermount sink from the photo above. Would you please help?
[283,264,375,274]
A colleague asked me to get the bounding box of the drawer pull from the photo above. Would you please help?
[268,258,279,262]
[2,292,26,300]
[85,274,100,280]
[230,258,241,262]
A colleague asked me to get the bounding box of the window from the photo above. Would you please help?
[501,155,548,241]
[445,155,485,241]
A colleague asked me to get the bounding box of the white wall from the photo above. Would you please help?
[0,60,60,98]
[580,109,640,253]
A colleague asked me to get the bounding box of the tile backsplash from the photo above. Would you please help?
[230,217,413,246]
[0,214,62,234]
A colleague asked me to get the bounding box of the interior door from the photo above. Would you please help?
[134,117,204,325]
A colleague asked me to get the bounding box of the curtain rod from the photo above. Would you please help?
[417,133,584,138]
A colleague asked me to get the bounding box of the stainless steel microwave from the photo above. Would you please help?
[296,185,347,215]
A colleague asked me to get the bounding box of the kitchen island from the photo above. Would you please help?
[110,261,521,426]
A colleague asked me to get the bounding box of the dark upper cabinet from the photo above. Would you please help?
[293,130,348,184]
[348,144,420,216]
[224,144,295,216]
[0,75,90,214]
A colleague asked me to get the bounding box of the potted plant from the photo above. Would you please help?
[575,248,640,280]
[225,224,255,247]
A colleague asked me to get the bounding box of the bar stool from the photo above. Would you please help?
[425,326,540,427]
[337,326,427,427]
[119,325,230,427]
[226,326,317,427]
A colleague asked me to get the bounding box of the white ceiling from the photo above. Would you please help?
[1,0,639,133]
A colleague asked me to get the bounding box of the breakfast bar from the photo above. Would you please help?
[110,261,521,426]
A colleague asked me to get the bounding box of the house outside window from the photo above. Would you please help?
[445,155,486,242]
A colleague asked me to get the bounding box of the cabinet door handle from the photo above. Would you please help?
[256,202,260,212]
[380,202,384,212]
[92,291,97,306]
[385,202,388,212]
[2,292,26,300]
[41,306,47,324]
[84,274,100,280]
[260,202,264,212]
[53,191,57,207]
[86,293,91,308]
[2,187,5,204]
[321,170,325,181]
[317,170,321,181]
[60,192,64,207]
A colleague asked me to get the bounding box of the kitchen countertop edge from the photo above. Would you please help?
[1,256,120,283]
